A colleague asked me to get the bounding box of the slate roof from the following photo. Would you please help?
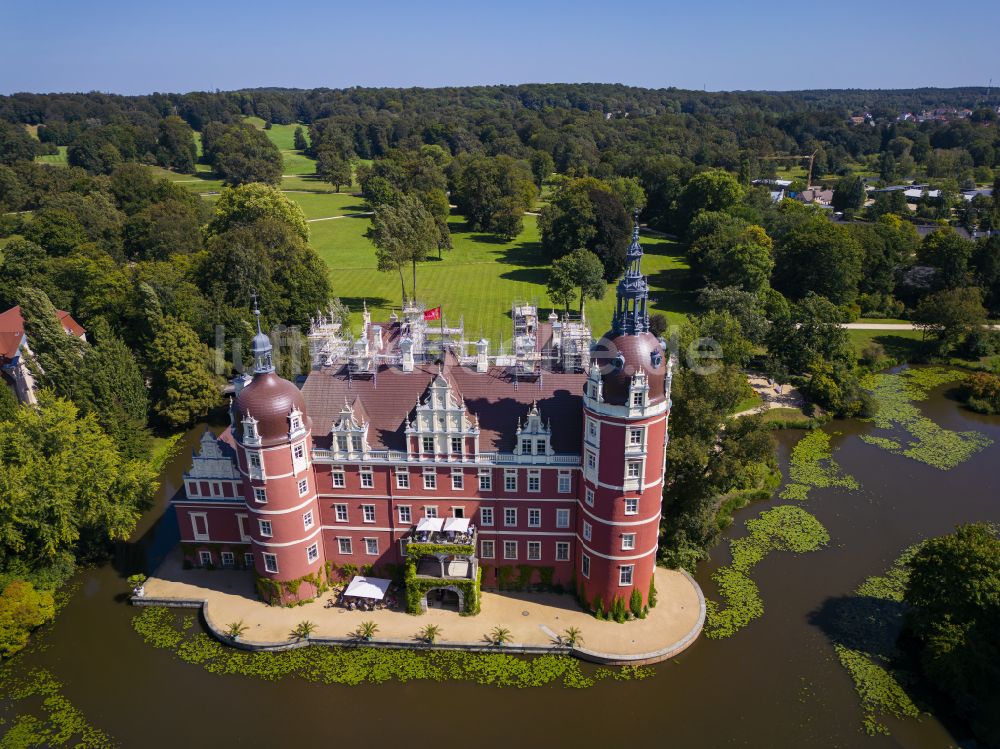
[301,358,587,454]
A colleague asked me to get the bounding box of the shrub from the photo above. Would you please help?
[0,581,56,657]
[610,596,628,623]
[648,577,658,608]
[629,588,643,619]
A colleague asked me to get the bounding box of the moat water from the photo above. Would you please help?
[4,382,999,748]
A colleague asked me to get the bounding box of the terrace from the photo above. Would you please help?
[402,517,478,581]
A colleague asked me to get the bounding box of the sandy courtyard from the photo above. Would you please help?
[142,550,704,662]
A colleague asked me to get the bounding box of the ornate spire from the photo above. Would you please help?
[250,291,274,375]
[611,213,650,336]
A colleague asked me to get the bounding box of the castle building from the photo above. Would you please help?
[172,222,674,614]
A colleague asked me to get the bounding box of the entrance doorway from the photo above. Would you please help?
[424,587,461,612]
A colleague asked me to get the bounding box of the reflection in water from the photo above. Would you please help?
[4,390,998,748]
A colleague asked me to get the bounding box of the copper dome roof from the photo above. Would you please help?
[234,371,311,446]
[593,331,667,406]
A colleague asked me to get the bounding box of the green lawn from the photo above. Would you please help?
[246,117,301,151]
[304,209,694,344]
[291,192,367,220]
[34,146,68,166]
[280,150,317,175]
[847,329,924,361]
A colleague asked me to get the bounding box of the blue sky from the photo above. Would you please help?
[1,0,997,94]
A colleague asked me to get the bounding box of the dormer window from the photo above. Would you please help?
[632,390,644,408]
[289,408,304,437]
[242,415,259,444]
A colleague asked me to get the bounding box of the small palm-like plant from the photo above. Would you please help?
[356,620,378,641]
[562,626,583,648]
[418,624,441,644]
[490,626,512,646]
[291,620,317,641]
[225,620,248,640]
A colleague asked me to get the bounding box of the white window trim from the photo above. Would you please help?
[503,540,518,560]
[337,537,353,555]
[527,541,541,561]
[527,469,541,493]
[253,487,267,504]
[364,537,379,556]
[362,504,376,523]
[585,487,595,507]
[556,508,570,529]
[624,497,639,516]
[306,543,319,563]
[298,478,309,496]
[621,533,636,551]
[480,507,494,526]
[556,542,570,561]
[582,552,591,579]
[619,564,634,586]
[582,520,592,542]
[198,550,213,566]
[334,504,349,522]
[528,508,541,528]
[263,552,279,574]
[397,505,412,524]
[503,508,517,527]
[424,505,439,519]
[558,471,571,493]
[190,512,209,541]
[259,519,273,538]
[480,540,495,559]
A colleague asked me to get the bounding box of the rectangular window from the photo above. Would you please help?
[583,520,592,542]
[626,461,642,479]
[424,506,438,519]
[298,478,309,496]
[582,553,591,579]
[480,507,494,526]
[528,508,541,527]
[632,391,643,407]
[422,436,434,453]
[585,487,595,507]
[337,435,348,452]
[504,469,517,492]
[244,552,254,568]
[263,553,278,574]
[556,508,570,528]
[303,510,314,530]
[586,451,596,470]
[293,443,305,460]
[586,418,598,441]
[360,467,373,489]
[451,469,463,490]
[620,565,634,586]
[451,507,465,519]
[398,505,412,524]
[259,520,272,538]
[332,469,345,488]
[478,469,492,491]
[307,543,319,563]
[629,428,643,446]
[535,438,546,455]
[249,453,261,468]
[362,504,376,523]
[504,508,517,527]
[520,438,532,454]
[199,550,213,566]
[481,540,495,559]
[365,538,378,555]
[556,542,570,561]
[558,472,571,493]
[527,470,540,493]
[503,540,518,560]
[451,436,462,454]
[527,541,541,561]
[291,415,302,433]
[335,504,348,522]
[351,435,363,452]
[624,497,638,515]
[338,537,352,555]
[253,487,267,504]
[621,533,636,551]
[396,468,410,489]
[423,468,437,490]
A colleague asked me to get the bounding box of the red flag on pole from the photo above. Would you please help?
[423,306,441,321]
